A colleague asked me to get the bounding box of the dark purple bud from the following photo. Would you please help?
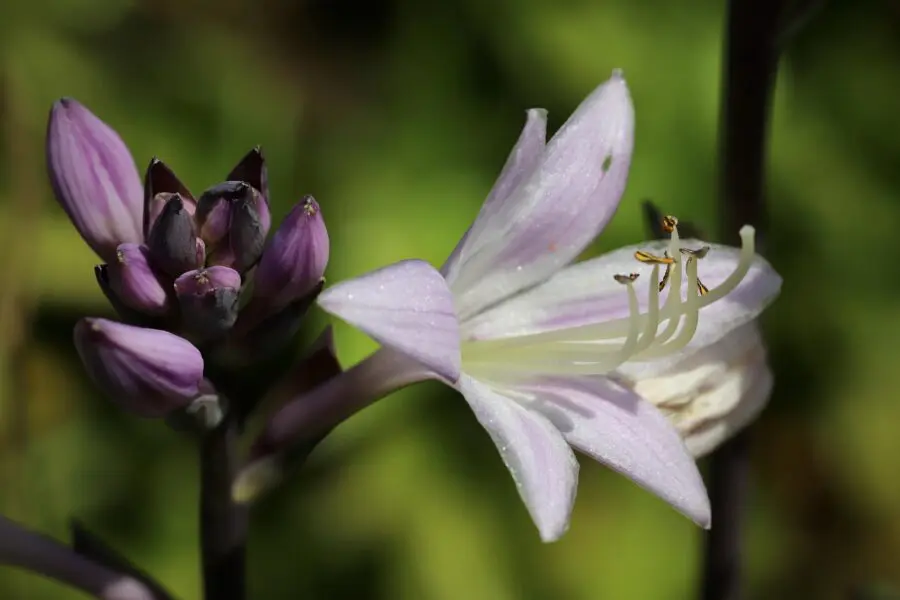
[147,196,202,277]
[252,196,329,314]
[226,147,271,232]
[174,267,242,339]
[143,158,196,237]
[74,318,204,417]
[105,244,170,316]
[46,98,143,262]
[196,180,269,272]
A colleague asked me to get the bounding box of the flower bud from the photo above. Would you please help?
[46,98,143,262]
[74,318,204,417]
[143,158,196,237]
[196,179,269,273]
[94,265,151,325]
[147,196,203,277]
[227,147,271,231]
[105,244,171,316]
[251,196,329,315]
[174,267,242,339]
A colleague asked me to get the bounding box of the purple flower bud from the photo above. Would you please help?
[252,196,329,313]
[74,318,204,417]
[196,179,269,273]
[227,147,271,232]
[174,267,242,339]
[94,265,152,325]
[143,158,196,237]
[147,196,202,277]
[106,243,171,316]
[46,98,143,262]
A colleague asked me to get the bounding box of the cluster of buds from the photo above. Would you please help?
[48,98,330,421]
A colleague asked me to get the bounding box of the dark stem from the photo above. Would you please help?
[200,415,248,600]
[0,515,155,600]
[704,0,785,599]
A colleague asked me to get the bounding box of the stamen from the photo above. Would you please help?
[634,252,701,359]
[633,264,662,354]
[698,225,755,306]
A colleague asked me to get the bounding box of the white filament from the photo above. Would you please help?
[461,224,757,379]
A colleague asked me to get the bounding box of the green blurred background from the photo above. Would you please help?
[0,0,897,597]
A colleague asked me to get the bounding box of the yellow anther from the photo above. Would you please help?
[661,215,679,233]
[635,250,675,265]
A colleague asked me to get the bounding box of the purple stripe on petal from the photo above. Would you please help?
[318,260,461,382]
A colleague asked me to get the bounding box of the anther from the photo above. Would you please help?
[635,250,675,265]
[661,215,679,233]
[613,273,640,284]
[679,245,710,259]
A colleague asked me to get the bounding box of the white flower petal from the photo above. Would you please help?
[450,72,635,321]
[518,376,710,527]
[458,374,579,542]
[318,260,461,382]
[442,109,548,283]
[682,359,773,458]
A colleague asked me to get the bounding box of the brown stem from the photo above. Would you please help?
[704,0,787,598]
[200,415,248,600]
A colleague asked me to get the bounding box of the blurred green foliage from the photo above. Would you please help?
[0,0,899,597]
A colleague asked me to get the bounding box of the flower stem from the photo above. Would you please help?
[705,0,787,597]
[0,515,155,600]
[200,415,248,600]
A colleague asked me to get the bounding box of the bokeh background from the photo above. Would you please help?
[0,0,897,597]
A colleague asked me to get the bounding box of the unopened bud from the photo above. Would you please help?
[46,98,143,262]
[106,244,171,316]
[251,196,329,316]
[174,266,242,339]
[147,196,202,277]
[74,318,204,417]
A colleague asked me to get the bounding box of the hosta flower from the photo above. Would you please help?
[308,71,782,541]
[629,322,773,457]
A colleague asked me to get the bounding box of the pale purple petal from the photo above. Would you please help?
[449,72,634,321]
[515,376,710,527]
[318,260,461,382]
[442,109,547,282]
[457,375,578,542]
